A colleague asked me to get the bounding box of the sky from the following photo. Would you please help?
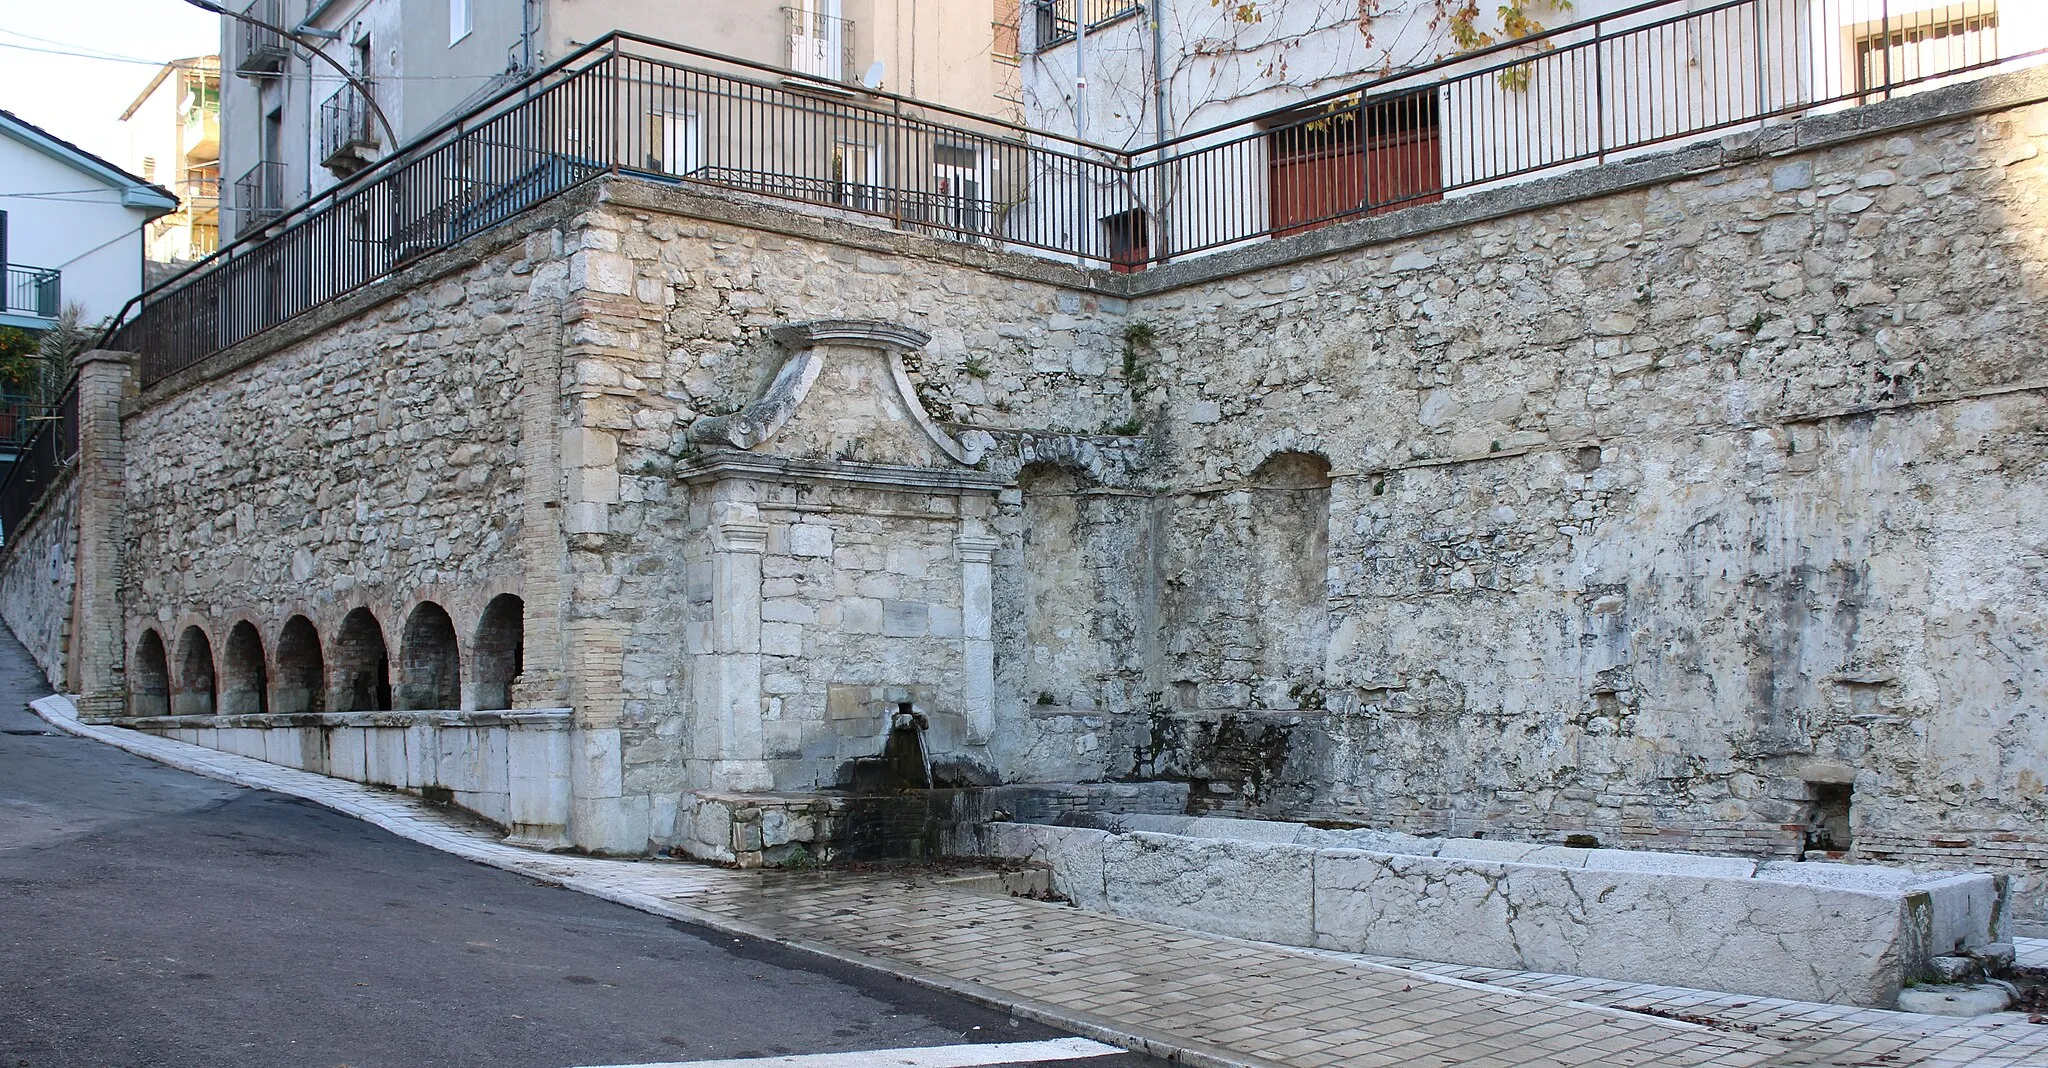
[0,0,222,168]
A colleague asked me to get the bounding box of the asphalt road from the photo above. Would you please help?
[0,631,1160,1068]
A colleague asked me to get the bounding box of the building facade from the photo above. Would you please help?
[217,0,1026,240]
[119,57,224,272]
[0,110,177,329]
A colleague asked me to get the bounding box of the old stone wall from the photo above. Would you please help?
[556,184,1142,818]
[0,470,77,689]
[51,68,2048,914]
[1121,96,2048,920]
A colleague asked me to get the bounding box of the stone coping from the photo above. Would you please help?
[1089,813,1989,892]
[112,708,574,731]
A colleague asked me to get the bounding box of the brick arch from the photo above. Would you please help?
[471,594,523,711]
[273,615,324,714]
[172,625,217,717]
[130,628,170,718]
[397,601,460,711]
[330,608,392,713]
[220,621,268,716]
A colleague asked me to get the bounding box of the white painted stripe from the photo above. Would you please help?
[572,1037,1124,1068]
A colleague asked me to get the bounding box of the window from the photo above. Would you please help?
[449,0,471,46]
[646,111,702,175]
[1102,208,1148,273]
[1855,4,1999,95]
[1266,89,1441,237]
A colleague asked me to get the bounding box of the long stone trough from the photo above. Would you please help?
[123,710,574,847]
[971,815,2010,1008]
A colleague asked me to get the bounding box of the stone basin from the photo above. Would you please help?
[971,814,2011,1008]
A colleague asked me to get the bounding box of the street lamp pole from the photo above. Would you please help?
[182,0,400,149]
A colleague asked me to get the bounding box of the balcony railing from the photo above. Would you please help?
[0,380,77,543]
[1034,0,1143,50]
[1,265,60,320]
[181,170,222,202]
[786,6,855,82]
[320,82,380,175]
[102,0,2042,394]
[233,161,285,236]
[234,0,287,76]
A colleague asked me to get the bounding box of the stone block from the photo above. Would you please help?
[1103,833,1314,944]
[367,728,408,788]
[881,600,930,637]
[787,523,834,558]
[1583,849,1757,877]
[262,728,304,769]
[1313,849,1517,959]
[327,727,368,782]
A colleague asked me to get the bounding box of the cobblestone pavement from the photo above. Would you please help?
[34,697,2043,1068]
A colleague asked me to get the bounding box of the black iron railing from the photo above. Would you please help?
[0,380,77,544]
[233,160,285,236]
[319,82,380,171]
[234,0,286,76]
[1034,0,1143,49]
[102,0,2040,393]
[2,265,59,320]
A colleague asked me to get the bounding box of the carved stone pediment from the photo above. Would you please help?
[686,319,991,467]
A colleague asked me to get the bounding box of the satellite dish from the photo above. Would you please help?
[860,61,886,90]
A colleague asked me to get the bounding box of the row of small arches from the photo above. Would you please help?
[128,595,524,717]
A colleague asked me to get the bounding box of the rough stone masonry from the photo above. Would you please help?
[6,65,2046,929]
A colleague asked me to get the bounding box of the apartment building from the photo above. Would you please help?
[119,57,224,272]
[219,0,1024,238]
[1020,0,2046,261]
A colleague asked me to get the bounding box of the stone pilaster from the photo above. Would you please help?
[706,496,772,790]
[956,526,1000,746]
[69,350,135,720]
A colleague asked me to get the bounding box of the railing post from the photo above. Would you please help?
[1881,0,1892,98]
[1594,19,1606,164]
[68,350,136,721]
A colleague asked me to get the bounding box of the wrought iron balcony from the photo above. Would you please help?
[319,82,380,177]
[233,161,284,236]
[1033,0,1142,50]
[235,0,287,76]
[1,264,60,321]
[785,6,855,82]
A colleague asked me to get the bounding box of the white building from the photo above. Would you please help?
[217,0,1025,240]
[0,110,178,331]
[1017,0,2045,263]
[118,57,224,271]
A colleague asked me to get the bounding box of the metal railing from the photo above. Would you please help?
[234,0,286,76]
[181,170,222,202]
[785,6,856,82]
[233,160,285,236]
[1121,0,2015,261]
[102,0,2041,393]
[319,81,381,172]
[1034,0,1143,49]
[2,265,60,320]
[0,380,77,544]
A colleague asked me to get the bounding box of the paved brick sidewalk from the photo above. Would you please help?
[1327,953,2048,1068]
[31,696,2032,1068]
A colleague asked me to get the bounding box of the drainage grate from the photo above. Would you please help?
[2,729,52,736]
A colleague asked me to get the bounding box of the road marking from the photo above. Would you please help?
[573,1037,1126,1068]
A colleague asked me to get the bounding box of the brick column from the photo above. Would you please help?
[69,349,136,720]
